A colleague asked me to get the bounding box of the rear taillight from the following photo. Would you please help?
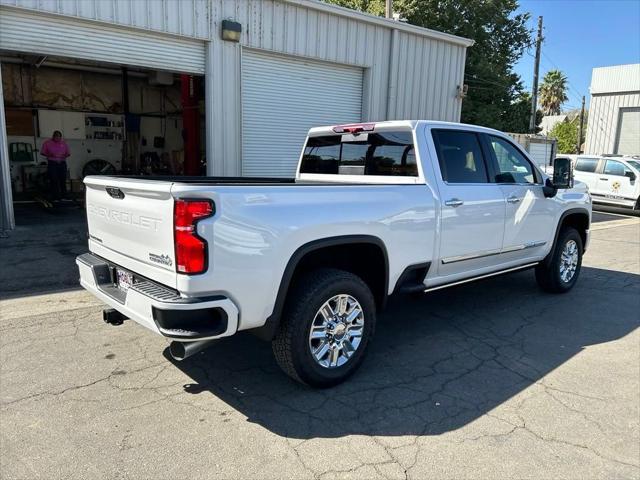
[174,199,214,274]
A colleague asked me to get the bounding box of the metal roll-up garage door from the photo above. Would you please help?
[528,141,555,168]
[241,50,363,177]
[0,7,205,74]
[615,107,640,155]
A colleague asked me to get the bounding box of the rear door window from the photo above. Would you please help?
[300,131,417,177]
[575,158,599,173]
[431,130,489,183]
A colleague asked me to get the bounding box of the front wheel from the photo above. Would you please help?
[535,227,583,293]
[272,268,376,387]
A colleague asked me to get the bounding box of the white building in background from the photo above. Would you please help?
[539,114,567,136]
[0,0,473,232]
[584,64,640,156]
[508,133,557,168]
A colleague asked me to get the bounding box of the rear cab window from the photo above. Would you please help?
[299,130,418,178]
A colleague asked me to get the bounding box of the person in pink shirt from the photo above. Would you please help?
[40,130,71,201]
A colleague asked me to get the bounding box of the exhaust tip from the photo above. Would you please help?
[169,341,188,361]
[169,339,217,361]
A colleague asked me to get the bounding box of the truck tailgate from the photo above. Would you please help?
[84,176,178,289]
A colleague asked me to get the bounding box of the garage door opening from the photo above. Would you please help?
[1,53,206,208]
[615,107,640,156]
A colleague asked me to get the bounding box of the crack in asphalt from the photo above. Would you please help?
[1,225,639,478]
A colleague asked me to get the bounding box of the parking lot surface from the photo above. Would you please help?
[1,208,639,479]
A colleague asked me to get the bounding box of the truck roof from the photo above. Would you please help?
[307,120,507,137]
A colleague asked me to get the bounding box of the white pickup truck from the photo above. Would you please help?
[77,120,591,387]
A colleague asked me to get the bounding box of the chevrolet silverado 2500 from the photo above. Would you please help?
[77,121,591,387]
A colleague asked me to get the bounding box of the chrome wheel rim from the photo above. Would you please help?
[308,294,364,369]
[559,239,579,283]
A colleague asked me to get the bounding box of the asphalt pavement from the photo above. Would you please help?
[0,206,638,479]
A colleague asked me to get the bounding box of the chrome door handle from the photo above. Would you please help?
[444,198,464,207]
[507,195,521,204]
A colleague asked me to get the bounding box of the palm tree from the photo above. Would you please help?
[538,70,569,115]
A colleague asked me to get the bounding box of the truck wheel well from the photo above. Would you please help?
[291,242,388,308]
[252,237,388,341]
[559,212,589,249]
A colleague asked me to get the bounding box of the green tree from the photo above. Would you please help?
[539,70,569,115]
[549,118,580,154]
[327,0,385,15]
[502,92,542,133]
[324,0,533,131]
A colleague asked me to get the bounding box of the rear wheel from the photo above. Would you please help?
[535,227,583,293]
[272,268,376,387]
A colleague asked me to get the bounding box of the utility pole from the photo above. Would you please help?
[386,0,393,19]
[577,95,586,153]
[529,16,543,133]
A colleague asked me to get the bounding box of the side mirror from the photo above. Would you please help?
[543,157,574,198]
[625,171,637,182]
[552,157,573,189]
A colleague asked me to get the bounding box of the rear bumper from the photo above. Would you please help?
[76,253,238,341]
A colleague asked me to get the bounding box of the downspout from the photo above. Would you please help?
[204,41,215,176]
[386,28,398,120]
[0,60,15,235]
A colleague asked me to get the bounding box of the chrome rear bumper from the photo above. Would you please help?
[76,253,239,341]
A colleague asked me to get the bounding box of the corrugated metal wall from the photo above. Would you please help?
[205,0,469,175]
[585,93,640,155]
[0,7,206,74]
[390,30,466,121]
[0,0,211,39]
[590,64,640,95]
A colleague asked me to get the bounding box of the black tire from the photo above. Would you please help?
[272,268,376,388]
[535,227,583,293]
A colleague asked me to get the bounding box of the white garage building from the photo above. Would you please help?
[0,0,473,232]
[584,64,640,156]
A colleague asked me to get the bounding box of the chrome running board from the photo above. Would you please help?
[424,262,539,293]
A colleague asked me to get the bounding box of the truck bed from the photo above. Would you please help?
[100,175,404,186]
[107,175,297,185]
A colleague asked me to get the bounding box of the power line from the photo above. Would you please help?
[539,49,586,100]
[464,74,515,90]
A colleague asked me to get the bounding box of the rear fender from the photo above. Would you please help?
[251,235,389,341]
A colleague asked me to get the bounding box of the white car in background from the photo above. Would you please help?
[565,155,640,211]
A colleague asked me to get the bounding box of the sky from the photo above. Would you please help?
[513,0,640,112]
